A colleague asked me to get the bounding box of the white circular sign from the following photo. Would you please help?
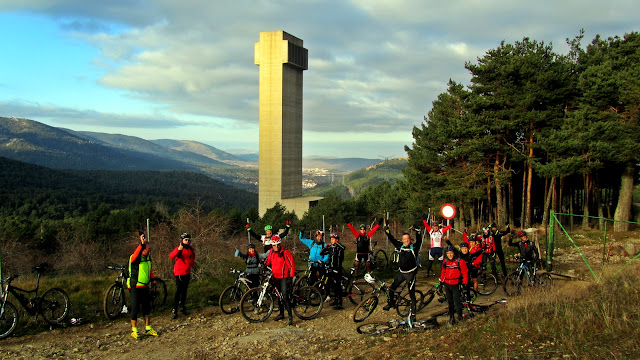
[440,204,456,219]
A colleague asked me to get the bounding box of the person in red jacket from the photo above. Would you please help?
[347,220,381,276]
[264,235,296,325]
[462,228,484,293]
[169,233,196,319]
[440,245,468,325]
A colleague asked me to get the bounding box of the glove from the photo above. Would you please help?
[285,219,292,227]
[413,225,421,234]
[234,249,240,257]
[245,223,251,231]
[384,225,390,234]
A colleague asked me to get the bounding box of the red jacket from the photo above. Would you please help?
[265,248,295,279]
[463,233,484,268]
[440,257,469,285]
[482,235,496,254]
[169,246,195,276]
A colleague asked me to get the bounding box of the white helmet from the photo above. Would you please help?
[270,235,281,245]
[364,273,376,284]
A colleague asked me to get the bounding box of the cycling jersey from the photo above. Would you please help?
[264,248,295,279]
[299,233,329,264]
[347,223,380,254]
[440,257,469,285]
[320,242,346,270]
[386,231,423,273]
[422,220,452,248]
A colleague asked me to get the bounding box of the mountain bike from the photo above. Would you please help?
[428,281,506,318]
[103,264,167,320]
[292,260,325,293]
[0,263,70,340]
[476,263,498,295]
[371,241,388,271]
[503,258,552,296]
[352,273,425,323]
[356,316,439,335]
[219,268,253,314]
[313,265,375,305]
[239,270,323,323]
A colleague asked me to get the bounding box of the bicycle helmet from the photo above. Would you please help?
[359,224,366,229]
[270,235,281,245]
[460,242,469,248]
[180,232,191,240]
[247,243,256,249]
[264,225,273,231]
[315,230,324,236]
[330,233,340,240]
[364,273,376,284]
[445,245,455,253]
[482,227,490,233]
[517,230,526,237]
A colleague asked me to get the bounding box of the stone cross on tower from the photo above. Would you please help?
[254,30,321,217]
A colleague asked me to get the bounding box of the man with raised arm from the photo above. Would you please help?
[423,220,452,277]
[347,220,381,277]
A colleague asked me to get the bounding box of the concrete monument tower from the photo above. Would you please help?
[255,30,321,216]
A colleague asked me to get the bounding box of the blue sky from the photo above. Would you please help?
[0,1,637,158]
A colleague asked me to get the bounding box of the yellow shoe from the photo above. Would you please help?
[144,328,158,336]
[131,330,139,339]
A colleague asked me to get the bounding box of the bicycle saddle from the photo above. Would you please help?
[32,262,49,273]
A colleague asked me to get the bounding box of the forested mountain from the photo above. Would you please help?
[152,139,247,164]
[0,156,257,220]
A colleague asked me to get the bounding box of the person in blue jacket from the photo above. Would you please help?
[298,229,329,285]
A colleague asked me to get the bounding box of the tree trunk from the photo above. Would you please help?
[542,177,555,230]
[521,167,527,227]
[614,163,635,231]
[494,153,505,225]
[470,200,476,230]
[525,160,533,228]
[582,173,591,230]
[486,176,493,225]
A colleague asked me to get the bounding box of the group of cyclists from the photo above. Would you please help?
[232,218,541,327]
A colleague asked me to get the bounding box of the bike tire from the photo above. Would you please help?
[373,250,388,271]
[39,288,70,326]
[0,301,19,340]
[356,322,391,335]
[292,286,323,320]
[503,272,522,296]
[395,290,424,317]
[240,287,274,323]
[353,295,378,323]
[477,273,498,295]
[150,278,167,310]
[103,283,126,320]
[346,279,375,305]
[219,285,245,315]
[536,273,553,289]
[419,288,436,310]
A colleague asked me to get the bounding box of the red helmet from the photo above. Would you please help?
[517,230,526,237]
[270,235,281,245]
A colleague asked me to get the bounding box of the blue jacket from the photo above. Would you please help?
[299,232,328,264]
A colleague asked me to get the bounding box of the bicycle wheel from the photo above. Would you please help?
[219,285,245,314]
[419,288,436,311]
[395,290,424,317]
[356,322,391,335]
[0,301,19,340]
[477,272,498,295]
[346,279,375,305]
[39,288,70,326]
[103,284,126,320]
[353,295,378,323]
[150,278,167,310]
[373,250,388,271]
[292,286,323,320]
[536,273,553,289]
[240,287,274,323]
[503,272,522,296]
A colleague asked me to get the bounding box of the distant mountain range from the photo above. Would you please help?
[0,117,387,191]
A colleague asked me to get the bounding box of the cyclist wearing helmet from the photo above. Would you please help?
[169,233,196,319]
[235,242,269,291]
[440,244,468,325]
[460,228,484,293]
[264,235,296,325]
[490,223,511,277]
[508,230,540,271]
[422,220,452,278]
[298,229,329,285]
[480,226,498,278]
[383,225,423,321]
[246,220,292,252]
[128,231,158,339]
[320,234,346,309]
[347,219,382,276]
[445,235,475,301]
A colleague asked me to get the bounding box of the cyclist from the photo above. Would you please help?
[235,243,268,290]
[508,230,540,273]
[382,226,423,321]
[128,231,158,339]
[169,232,196,319]
[347,220,382,277]
[422,220,452,278]
[480,227,498,278]
[439,244,468,325]
[461,229,484,293]
[320,233,346,309]
[490,223,511,278]
[445,236,475,301]
[246,220,292,252]
[298,229,329,285]
[264,235,295,325]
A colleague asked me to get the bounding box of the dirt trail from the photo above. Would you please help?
[1,281,496,360]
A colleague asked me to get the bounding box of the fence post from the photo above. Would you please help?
[547,212,555,271]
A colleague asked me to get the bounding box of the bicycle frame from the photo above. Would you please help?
[2,273,44,316]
